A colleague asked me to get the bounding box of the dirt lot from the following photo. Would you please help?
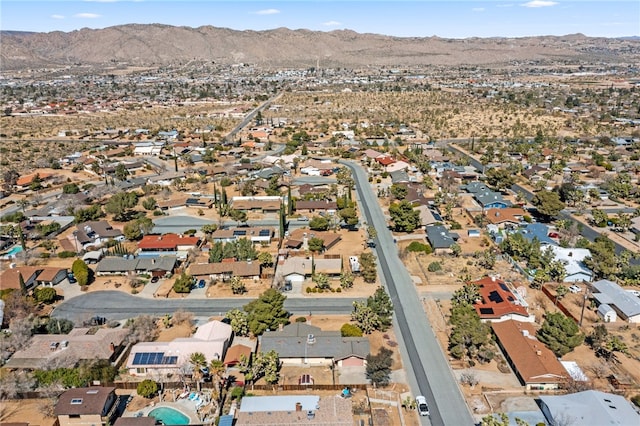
[0,398,58,426]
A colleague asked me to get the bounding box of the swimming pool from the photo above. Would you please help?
[148,406,190,425]
[4,245,23,257]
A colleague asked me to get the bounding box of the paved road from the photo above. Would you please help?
[52,291,363,323]
[341,160,473,426]
[225,93,282,143]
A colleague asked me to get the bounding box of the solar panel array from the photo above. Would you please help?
[132,352,178,365]
[258,229,270,236]
[233,230,247,236]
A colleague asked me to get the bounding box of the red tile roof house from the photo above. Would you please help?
[472,276,535,323]
[54,386,118,426]
[491,320,567,390]
[484,207,527,228]
[137,233,200,254]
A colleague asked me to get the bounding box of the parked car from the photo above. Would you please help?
[67,273,77,284]
[150,276,159,283]
[548,232,560,238]
[198,279,206,288]
[298,216,309,221]
[569,285,582,293]
[416,395,429,416]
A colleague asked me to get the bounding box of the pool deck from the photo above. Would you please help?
[123,400,201,423]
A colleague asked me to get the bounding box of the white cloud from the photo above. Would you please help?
[253,9,280,15]
[472,7,485,12]
[521,1,558,7]
[74,13,101,18]
[51,14,65,19]
[322,20,342,27]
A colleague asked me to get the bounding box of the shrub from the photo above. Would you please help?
[153,209,164,216]
[230,386,244,400]
[449,221,462,230]
[407,241,432,254]
[336,287,342,293]
[137,379,159,398]
[306,286,312,293]
[341,323,364,337]
[58,251,76,258]
[427,261,442,272]
[295,317,307,323]
[631,394,640,408]
[34,287,57,304]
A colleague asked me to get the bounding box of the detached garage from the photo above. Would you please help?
[597,304,617,323]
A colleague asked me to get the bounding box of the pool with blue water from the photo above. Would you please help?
[148,406,190,425]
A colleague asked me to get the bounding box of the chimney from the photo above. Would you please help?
[536,350,542,356]
[521,330,529,337]
[295,402,302,412]
[109,342,115,352]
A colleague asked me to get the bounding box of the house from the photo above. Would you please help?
[362,149,384,160]
[484,208,526,227]
[425,225,458,254]
[34,267,68,287]
[209,228,274,244]
[541,245,593,282]
[385,160,410,173]
[415,206,438,227]
[591,279,640,323]
[539,391,640,426]
[295,200,337,214]
[0,266,39,292]
[223,344,254,366]
[55,387,117,426]
[231,196,282,213]
[491,320,566,390]
[474,191,510,209]
[237,395,352,426]
[188,261,261,281]
[472,276,534,323]
[132,141,163,156]
[260,323,369,367]
[137,233,200,256]
[5,327,128,369]
[278,256,343,285]
[514,223,557,246]
[152,215,212,235]
[74,221,124,249]
[95,256,176,278]
[16,172,54,189]
[126,320,232,377]
[284,229,342,251]
[597,304,617,323]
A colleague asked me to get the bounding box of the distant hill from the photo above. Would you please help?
[1,24,639,70]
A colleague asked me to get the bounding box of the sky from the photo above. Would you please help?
[1,1,638,38]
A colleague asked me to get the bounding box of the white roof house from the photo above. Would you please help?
[539,390,640,426]
[592,279,640,323]
[597,303,617,323]
[543,245,593,282]
[126,320,232,377]
[133,141,164,156]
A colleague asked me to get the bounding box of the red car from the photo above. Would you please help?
[548,232,560,238]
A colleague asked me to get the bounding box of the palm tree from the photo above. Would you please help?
[189,352,207,385]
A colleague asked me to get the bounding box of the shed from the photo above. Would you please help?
[467,229,480,238]
[597,303,617,323]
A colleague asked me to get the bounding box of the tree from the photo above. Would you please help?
[125,315,159,344]
[389,200,421,232]
[537,312,584,357]
[360,252,377,283]
[532,190,565,219]
[46,318,74,334]
[123,222,143,241]
[71,259,90,286]
[341,323,363,337]
[189,352,207,383]
[584,235,620,279]
[225,309,250,336]
[338,207,359,227]
[137,379,159,398]
[390,184,408,200]
[591,209,608,227]
[62,183,80,194]
[34,287,57,304]
[257,251,273,267]
[336,167,355,188]
[104,191,139,221]
[366,347,393,387]
[308,237,324,252]
[451,284,480,308]
[229,276,246,295]
[142,197,157,211]
[309,216,329,231]
[229,209,248,226]
[368,287,393,331]
[19,272,27,296]
[450,243,462,257]
[244,289,289,336]
[485,168,514,192]
[351,301,380,334]
[238,349,280,385]
[448,304,493,364]
[313,273,330,290]
[201,224,218,235]
[340,272,355,289]
[173,273,193,293]
[114,163,129,181]
[29,173,42,191]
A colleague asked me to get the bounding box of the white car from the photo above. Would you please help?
[569,285,582,294]
[416,395,429,416]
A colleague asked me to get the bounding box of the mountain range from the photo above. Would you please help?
[1,24,639,70]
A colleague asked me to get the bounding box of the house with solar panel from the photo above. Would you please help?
[209,227,274,244]
[126,320,232,377]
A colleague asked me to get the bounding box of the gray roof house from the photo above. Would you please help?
[95,256,176,277]
[474,191,510,209]
[425,225,458,252]
[260,323,369,367]
[539,390,640,426]
[591,279,640,323]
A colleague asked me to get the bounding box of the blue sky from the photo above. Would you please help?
[2,1,638,38]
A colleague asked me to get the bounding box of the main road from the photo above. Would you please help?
[52,291,363,323]
[341,160,473,426]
